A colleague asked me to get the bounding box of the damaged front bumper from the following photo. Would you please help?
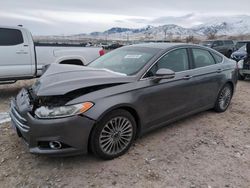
[9,89,96,156]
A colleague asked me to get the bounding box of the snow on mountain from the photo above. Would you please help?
[72,15,250,40]
[193,15,250,36]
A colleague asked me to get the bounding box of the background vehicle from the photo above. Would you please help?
[105,43,124,50]
[231,45,247,62]
[0,26,104,83]
[10,43,237,159]
[237,43,250,80]
[200,40,235,57]
[235,40,250,50]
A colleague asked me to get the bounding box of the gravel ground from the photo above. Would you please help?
[0,80,250,188]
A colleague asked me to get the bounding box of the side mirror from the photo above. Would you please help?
[154,68,175,82]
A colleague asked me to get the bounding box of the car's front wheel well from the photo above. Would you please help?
[119,107,141,138]
[225,81,234,94]
[59,59,84,66]
[87,106,141,153]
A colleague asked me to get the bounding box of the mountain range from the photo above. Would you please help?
[76,15,250,40]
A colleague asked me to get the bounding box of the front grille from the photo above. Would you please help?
[10,102,30,132]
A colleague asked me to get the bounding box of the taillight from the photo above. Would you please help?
[99,49,105,56]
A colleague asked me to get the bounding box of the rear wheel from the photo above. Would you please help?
[90,109,136,160]
[214,84,233,112]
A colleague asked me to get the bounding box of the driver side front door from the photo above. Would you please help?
[138,48,200,130]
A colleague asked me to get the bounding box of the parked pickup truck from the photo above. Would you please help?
[0,26,105,83]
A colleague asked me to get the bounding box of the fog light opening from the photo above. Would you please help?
[49,141,62,150]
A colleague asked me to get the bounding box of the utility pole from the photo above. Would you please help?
[164,28,167,41]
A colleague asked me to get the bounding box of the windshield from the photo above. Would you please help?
[88,47,158,75]
[236,42,247,49]
[239,45,246,52]
[200,41,213,47]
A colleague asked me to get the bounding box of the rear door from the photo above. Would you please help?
[0,28,32,79]
[139,48,200,128]
[190,48,224,108]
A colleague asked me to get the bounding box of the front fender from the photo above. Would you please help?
[84,94,141,122]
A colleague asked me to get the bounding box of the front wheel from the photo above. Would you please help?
[90,109,136,160]
[214,84,233,112]
[226,50,232,58]
[238,73,246,80]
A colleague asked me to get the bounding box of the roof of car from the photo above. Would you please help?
[203,40,233,42]
[130,42,188,49]
[237,40,250,43]
[0,25,24,29]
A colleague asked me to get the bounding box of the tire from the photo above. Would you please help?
[226,50,232,58]
[214,84,233,112]
[90,109,136,160]
[238,73,246,80]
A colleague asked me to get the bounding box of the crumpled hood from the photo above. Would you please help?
[33,64,134,96]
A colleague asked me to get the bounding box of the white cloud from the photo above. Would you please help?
[1,0,250,35]
[31,10,150,24]
[0,11,53,24]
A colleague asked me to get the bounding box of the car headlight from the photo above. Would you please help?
[35,102,94,119]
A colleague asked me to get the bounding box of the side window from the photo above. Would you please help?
[0,28,24,46]
[224,40,233,45]
[214,41,223,47]
[212,52,223,63]
[145,48,189,77]
[192,48,216,68]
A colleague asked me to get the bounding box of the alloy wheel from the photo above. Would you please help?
[99,117,133,155]
[218,86,232,110]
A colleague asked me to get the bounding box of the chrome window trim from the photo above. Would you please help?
[140,46,226,81]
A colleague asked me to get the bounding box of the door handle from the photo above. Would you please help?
[182,75,193,80]
[217,69,223,73]
[16,51,28,54]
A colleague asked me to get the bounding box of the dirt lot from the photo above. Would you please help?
[0,80,249,188]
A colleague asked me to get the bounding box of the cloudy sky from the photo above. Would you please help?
[0,0,250,35]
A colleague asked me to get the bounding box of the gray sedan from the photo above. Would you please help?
[10,43,238,159]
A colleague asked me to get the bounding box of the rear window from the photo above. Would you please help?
[192,48,216,68]
[212,52,223,63]
[0,28,24,46]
